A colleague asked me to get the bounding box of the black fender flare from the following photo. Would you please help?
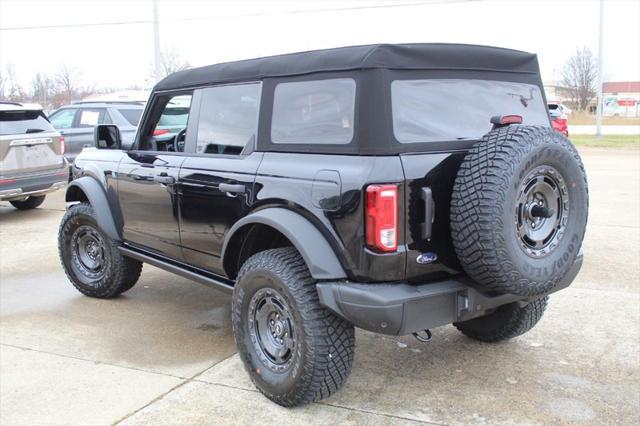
[221,208,347,280]
[65,176,121,241]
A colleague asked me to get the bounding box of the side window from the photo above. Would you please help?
[77,109,105,128]
[117,109,143,126]
[48,109,77,129]
[103,110,114,125]
[271,78,356,145]
[196,83,261,155]
[140,93,192,152]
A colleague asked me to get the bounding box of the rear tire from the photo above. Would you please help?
[232,247,355,407]
[10,195,45,210]
[454,296,548,342]
[58,203,142,298]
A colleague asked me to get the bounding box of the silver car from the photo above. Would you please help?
[0,102,68,209]
[48,102,144,161]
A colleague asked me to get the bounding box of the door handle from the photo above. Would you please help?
[219,183,246,194]
[153,174,175,185]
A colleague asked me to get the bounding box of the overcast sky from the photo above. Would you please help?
[1,0,638,91]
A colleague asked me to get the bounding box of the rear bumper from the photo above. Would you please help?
[317,254,583,336]
[0,165,69,201]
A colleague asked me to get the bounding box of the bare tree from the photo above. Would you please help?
[31,73,55,109]
[561,47,598,111]
[0,70,5,99]
[3,64,27,101]
[55,65,80,105]
[159,47,191,78]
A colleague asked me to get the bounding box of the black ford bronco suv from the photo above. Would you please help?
[58,44,588,406]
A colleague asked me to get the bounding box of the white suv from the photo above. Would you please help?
[0,102,68,209]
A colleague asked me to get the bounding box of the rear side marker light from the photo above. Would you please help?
[366,184,398,253]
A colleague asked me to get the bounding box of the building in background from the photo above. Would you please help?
[602,81,640,117]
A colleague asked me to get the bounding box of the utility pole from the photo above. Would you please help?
[595,0,604,137]
[153,0,162,82]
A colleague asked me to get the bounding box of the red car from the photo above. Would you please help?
[549,103,568,136]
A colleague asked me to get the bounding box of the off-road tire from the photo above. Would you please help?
[232,247,355,407]
[451,126,588,296]
[58,203,142,298]
[10,195,46,210]
[454,296,549,342]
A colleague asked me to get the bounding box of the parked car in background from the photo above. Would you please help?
[48,102,144,161]
[549,102,568,136]
[0,102,68,209]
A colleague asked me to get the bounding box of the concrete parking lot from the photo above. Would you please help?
[0,147,638,425]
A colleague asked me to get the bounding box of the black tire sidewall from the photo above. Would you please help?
[232,268,310,400]
[10,195,45,210]
[499,132,587,293]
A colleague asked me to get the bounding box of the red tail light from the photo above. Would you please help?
[366,184,398,252]
[60,136,66,155]
[153,128,170,136]
[499,114,523,125]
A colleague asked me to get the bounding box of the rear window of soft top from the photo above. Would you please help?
[0,110,55,136]
[391,79,550,143]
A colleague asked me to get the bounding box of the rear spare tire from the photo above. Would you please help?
[450,126,588,296]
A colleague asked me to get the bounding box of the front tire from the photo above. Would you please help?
[10,195,45,210]
[232,247,355,407]
[454,296,549,342]
[58,203,142,298]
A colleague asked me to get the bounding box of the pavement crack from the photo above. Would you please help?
[318,401,446,425]
[112,351,238,425]
[192,376,443,425]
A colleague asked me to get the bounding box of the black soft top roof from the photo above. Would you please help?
[154,43,540,91]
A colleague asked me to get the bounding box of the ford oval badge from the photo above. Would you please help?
[416,252,438,264]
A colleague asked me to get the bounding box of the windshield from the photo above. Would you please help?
[0,110,55,136]
[391,79,549,143]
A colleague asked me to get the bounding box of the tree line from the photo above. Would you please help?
[0,64,116,110]
[0,47,190,110]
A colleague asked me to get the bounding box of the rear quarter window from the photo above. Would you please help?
[0,110,55,135]
[391,79,550,143]
[118,109,143,126]
[271,78,356,145]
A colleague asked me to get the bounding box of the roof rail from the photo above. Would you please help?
[71,101,145,105]
[0,101,23,106]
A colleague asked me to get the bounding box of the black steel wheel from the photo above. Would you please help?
[58,203,142,298]
[515,166,570,258]
[232,247,355,407]
[248,287,297,372]
[71,225,108,282]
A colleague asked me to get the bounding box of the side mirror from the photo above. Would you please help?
[94,124,122,149]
